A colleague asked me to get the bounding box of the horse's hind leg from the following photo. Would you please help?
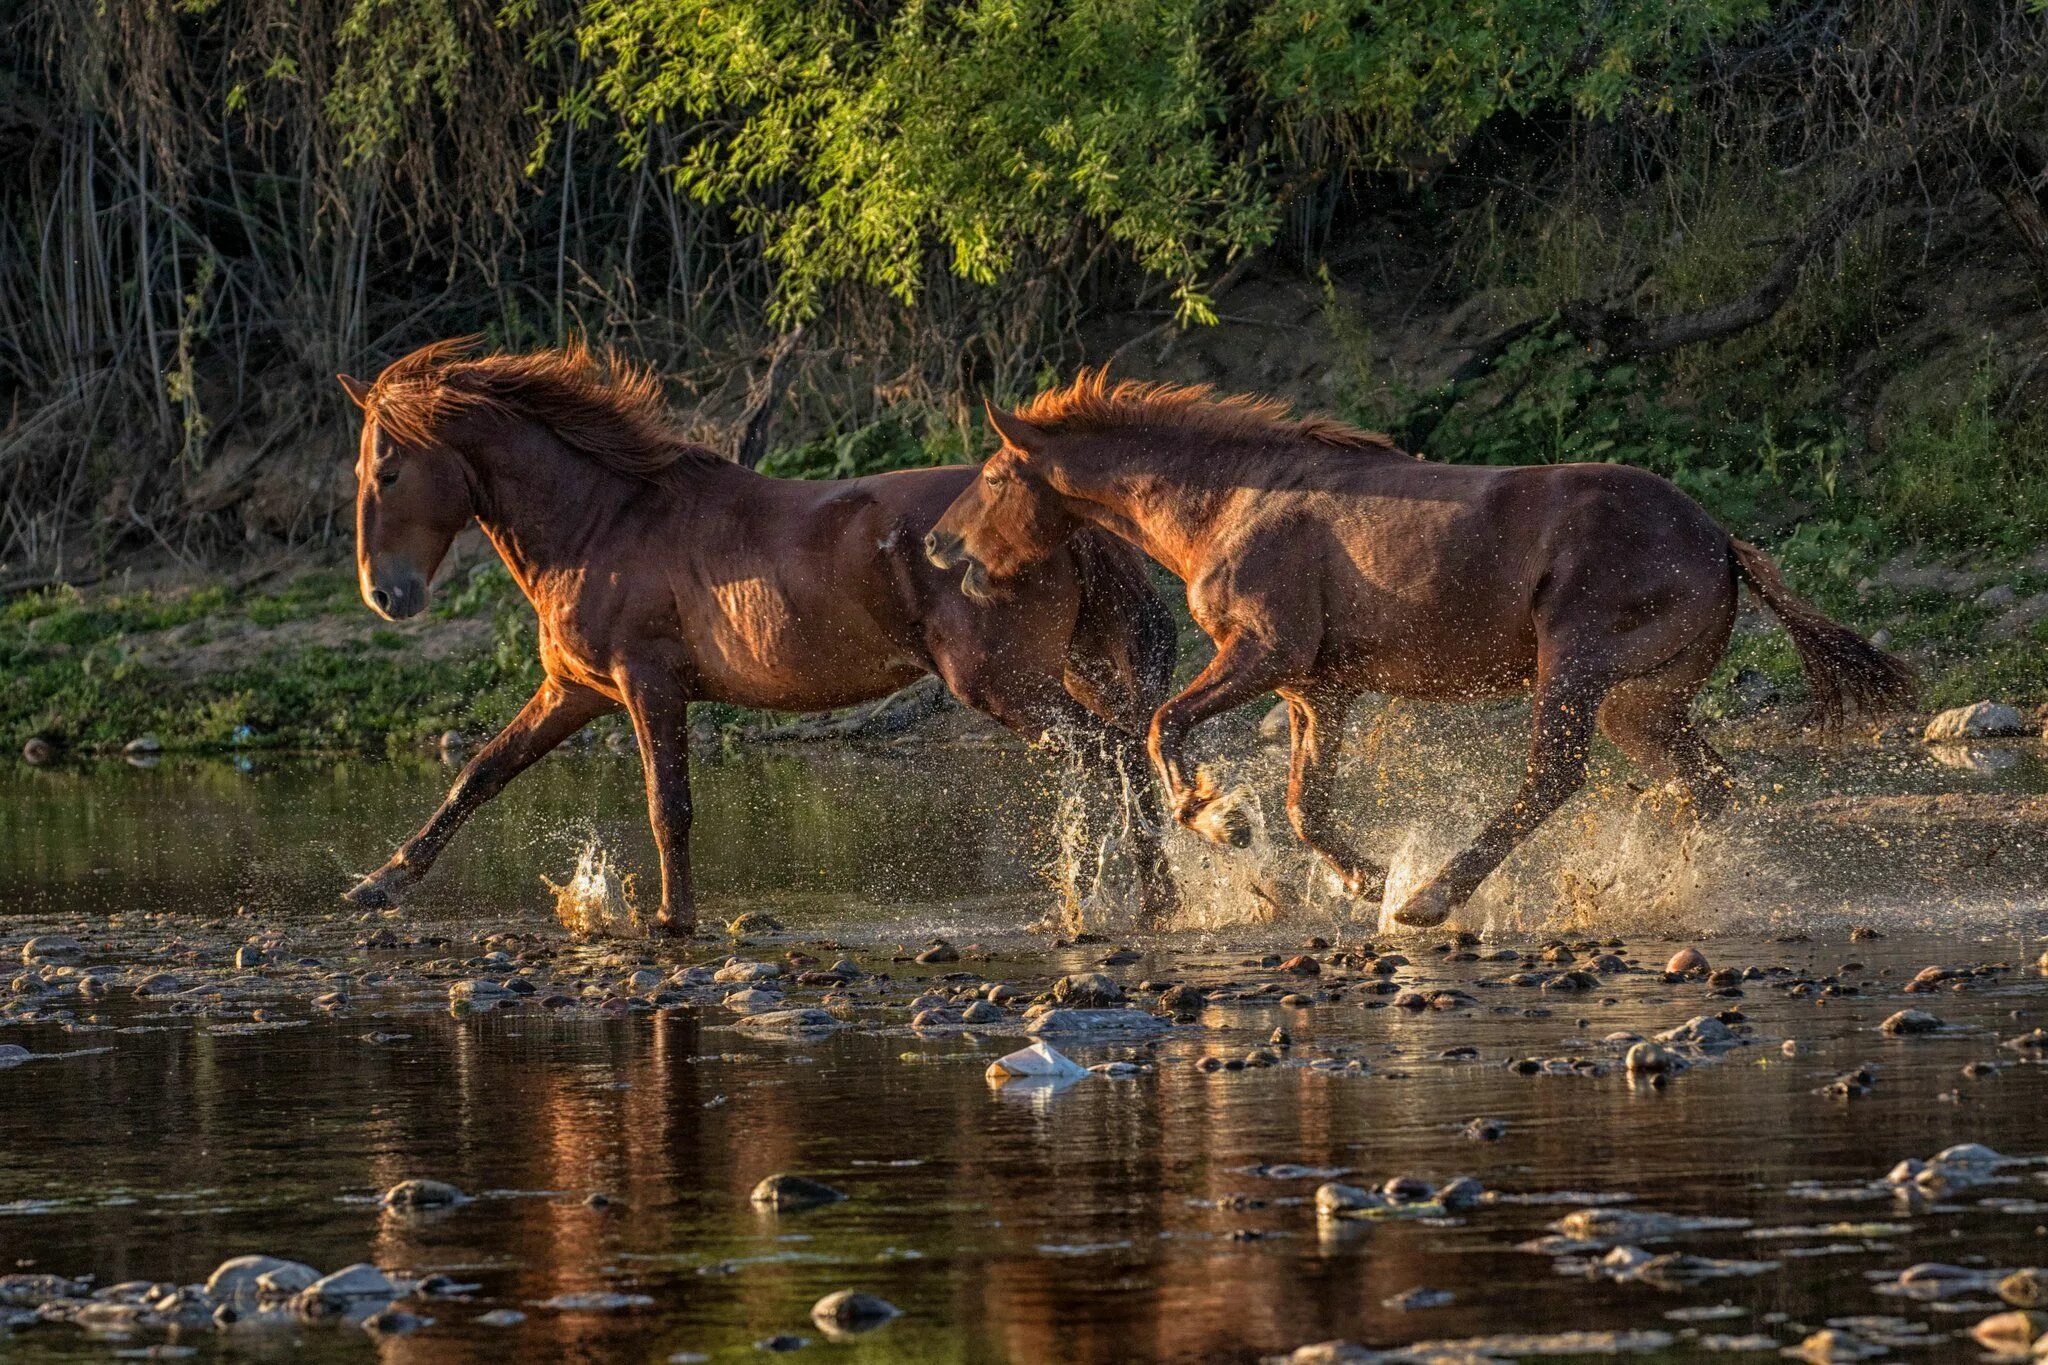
[1391,668,1610,929]
[1598,667,1736,819]
[345,679,614,908]
[1283,688,1385,900]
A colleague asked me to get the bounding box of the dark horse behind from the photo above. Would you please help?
[928,369,1915,931]
[337,340,1177,934]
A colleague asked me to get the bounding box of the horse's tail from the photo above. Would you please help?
[1069,531,1178,724]
[1731,538,1916,729]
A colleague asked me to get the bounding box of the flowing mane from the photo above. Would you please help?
[1017,366,1399,452]
[364,337,722,475]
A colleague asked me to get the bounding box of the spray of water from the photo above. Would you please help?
[543,838,643,938]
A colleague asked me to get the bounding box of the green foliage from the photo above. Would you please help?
[568,0,1765,321]
[757,416,963,480]
[1874,359,2048,552]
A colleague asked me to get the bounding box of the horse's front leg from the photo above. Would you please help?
[1283,688,1385,899]
[1148,633,1290,849]
[346,679,613,908]
[616,665,696,937]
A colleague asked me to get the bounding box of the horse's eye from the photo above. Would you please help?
[375,467,400,489]
[983,471,1009,489]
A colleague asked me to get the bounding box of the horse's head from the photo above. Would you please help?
[338,370,474,621]
[926,401,1080,601]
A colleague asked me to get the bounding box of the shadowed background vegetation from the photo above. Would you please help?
[2,0,2045,749]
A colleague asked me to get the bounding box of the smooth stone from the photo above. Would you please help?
[750,1174,846,1212]
[1665,947,1709,975]
[2001,1269,2048,1309]
[254,1262,321,1296]
[302,1263,395,1305]
[476,1309,527,1326]
[449,979,512,1002]
[1051,972,1124,1007]
[734,1008,846,1035]
[1971,1311,2047,1352]
[1924,701,2030,741]
[960,1000,1004,1024]
[1880,1009,1943,1035]
[713,960,783,984]
[205,1255,315,1302]
[809,1290,900,1334]
[20,935,83,964]
[380,1178,468,1209]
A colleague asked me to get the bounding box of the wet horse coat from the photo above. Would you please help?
[927,369,1913,928]
[339,342,1175,933]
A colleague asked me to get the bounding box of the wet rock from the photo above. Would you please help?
[1665,948,1709,975]
[299,1263,395,1308]
[1436,1177,1485,1211]
[961,1000,1004,1024]
[714,959,784,984]
[724,911,783,936]
[723,987,786,1014]
[756,1335,809,1352]
[476,1308,527,1326]
[449,979,513,1003]
[2004,1028,2048,1053]
[1277,955,1321,976]
[363,1305,428,1334]
[1880,1009,1944,1036]
[1819,1065,1877,1098]
[1,1272,89,1305]
[380,1178,469,1209]
[1314,1183,1381,1218]
[1026,1008,1169,1036]
[1462,1117,1507,1141]
[1625,1041,1682,1076]
[205,1255,313,1302]
[233,944,266,969]
[255,1262,320,1296]
[1924,701,2030,741]
[750,1174,846,1212]
[21,737,55,765]
[734,1008,846,1036]
[19,935,83,964]
[1971,1311,2047,1353]
[1052,972,1125,1007]
[914,940,959,964]
[124,734,163,755]
[2001,1269,2048,1309]
[1653,1016,1738,1052]
[911,1007,964,1029]
[1382,1287,1455,1310]
[1159,984,1207,1015]
[809,1290,899,1335]
[0,1043,30,1068]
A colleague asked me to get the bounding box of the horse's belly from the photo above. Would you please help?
[1324,609,1537,700]
[695,578,921,710]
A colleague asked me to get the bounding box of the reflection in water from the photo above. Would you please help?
[1,741,2046,1363]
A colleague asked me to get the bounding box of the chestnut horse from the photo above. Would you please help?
[927,369,1915,929]
[337,341,1177,935]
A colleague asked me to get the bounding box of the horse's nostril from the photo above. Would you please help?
[923,532,940,558]
[371,588,392,612]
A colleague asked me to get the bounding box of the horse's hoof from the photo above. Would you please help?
[1184,793,1253,849]
[1391,884,1454,928]
[652,914,696,939]
[1344,868,1387,902]
[343,868,406,909]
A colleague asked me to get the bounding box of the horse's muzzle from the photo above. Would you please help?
[365,569,429,621]
[923,529,965,571]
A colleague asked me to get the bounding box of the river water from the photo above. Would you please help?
[3,736,2046,1363]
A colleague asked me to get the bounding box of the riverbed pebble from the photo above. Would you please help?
[1026,1008,1170,1036]
[1880,1009,1944,1035]
[750,1174,846,1211]
[1665,948,1709,975]
[20,934,83,964]
[809,1290,899,1333]
[379,1178,468,1209]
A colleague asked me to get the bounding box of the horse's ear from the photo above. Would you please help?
[337,374,373,410]
[983,399,1045,454]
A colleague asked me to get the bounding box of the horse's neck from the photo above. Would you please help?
[461,432,644,591]
[1053,445,1238,581]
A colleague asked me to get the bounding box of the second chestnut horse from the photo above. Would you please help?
[338,341,1177,934]
[927,368,1914,930]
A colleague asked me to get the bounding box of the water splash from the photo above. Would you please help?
[543,838,643,938]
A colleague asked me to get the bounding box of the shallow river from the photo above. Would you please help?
[3,738,2047,1364]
